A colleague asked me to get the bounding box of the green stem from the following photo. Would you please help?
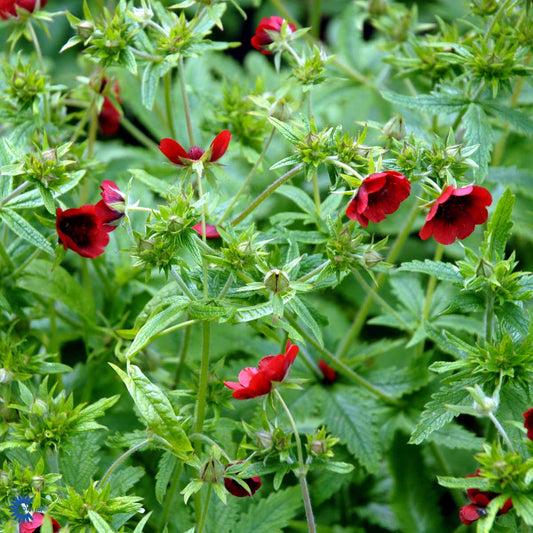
[484,0,511,40]
[120,116,160,152]
[297,259,330,282]
[197,484,212,533]
[231,164,304,226]
[97,439,150,489]
[309,0,322,39]
[0,238,15,270]
[429,442,464,507]
[217,128,275,225]
[189,433,231,461]
[484,288,494,345]
[173,322,191,388]
[164,71,177,138]
[170,266,196,300]
[312,174,321,217]
[0,181,31,206]
[218,274,234,300]
[274,389,316,533]
[178,56,195,146]
[159,461,183,529]
[286,313,401,405]
[488,412,515,452]
[196,170,209,298]
[336,202,419,358]
[194,322,211,445]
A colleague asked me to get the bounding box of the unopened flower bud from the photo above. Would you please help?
[42,148,57,162]
[77,20,94,39]
[256,430,273,450]
[368,0,387,15]
[264,269,290,293]
[200,458,225,483]
[310,439,328,456]
[363,249,383,268]
[31,399,48,416]
[25,429,35,440]
[168,215,185,233]
[476,258,494,279]
[0,368,13,384]
[32,475,45,489]
[382,114,405,140]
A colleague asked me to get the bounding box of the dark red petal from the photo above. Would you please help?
[209,130,231,162]
[430,216,465,245]
[498,498,513,515]
[346,196,369,227]
[318,359,337,383]
[159,138,188,165]
[469,185,492,206]
[192,223,220,238]
[224,475,262,497]
[100,180,124,204]
[419,219,435,241]
[459,504,485,525]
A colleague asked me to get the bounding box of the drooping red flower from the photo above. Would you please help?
[346,171,411,227]
[95,180,125,231]
[251,16,296,55]
[224,340,299,399]
[523,408,533,440]
[224,464,262,497]
[459,470,513,525]
[318,359,337,384]
[56,204,110,258]
[419,184,492,245]
[98,79,121,136]
[0,0,46,19]
[19,513,61,533]
[192,223,220,239]
[159,131,231,166]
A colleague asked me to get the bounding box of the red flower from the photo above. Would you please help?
[19,513,61,533]
[0,0,46,19]
[95,180,125,231]
[159,131,231,166]
[523,408,533,440]
[459,471,512,525]
[98,79,121,136]
[192,223,220,239]
[419,184,492,245]
[251,16,296,55]
[346,171,411,227]
[318,359,337,384]
[224,464,262,498]
[56,204,110,258]
[224,340,299,399]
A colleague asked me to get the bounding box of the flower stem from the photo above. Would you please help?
[194,322,211,445]
[0,239,15,270]
[286,313,401,405]
[178,56,195,146]
[159,461,183,529]
[174,322,191,388]
[0,181,31,206]
[189,433,231,461]
[120,116,160,152]
[164,71,177,138]
[312,173,321,217]
[336,202,419,358]
[97,438,150,489]
[217,128,275,225]
[485,288,494,344]
[274,389,316,533]
[488,412,515,452]
[170,266,196,300]
[197,484,212,533]
[297,259,330,282]
[231,164,304,226]
[309,0,322,38]
[196,170,209,298]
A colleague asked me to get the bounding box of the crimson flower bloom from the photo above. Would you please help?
[419,184,492,245]
[224,464,262,497]
[98,79,121,136]
[224,340,299,399]
[95,180,125,231]
[0,0,46,19]
[318,359,337,384]
[523,408,533,440]
[192,223,220,238]
[19,513,61,533]
[459,470,513,525]
[159,131,231,166]
[56,204,110,258]
[346,171,411,227]
[251,16,296,55]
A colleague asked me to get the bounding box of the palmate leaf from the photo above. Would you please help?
[321,385,382,472]
[233,486,301,533]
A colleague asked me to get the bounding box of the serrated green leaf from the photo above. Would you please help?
[59,433,101,492]
[513,493,533,525]
[286,296,323,346]
[39,185,56,214]
[110,363,192,456]
[141,62,161,111]
[129,168,169,196]
[397,259,463,282]
[496,302,530,341]
[428,423,483,450]
[464,103,492,180]
[122,47,138,75]
[188,302,228,320]
[276,185,317,216]
[268,116,301,144]
[88,510,117,533]
[132,512,153,533]
[155,452,177,504]
[0,208,53,255]
[364,366,430,398]
[381,91,469,113]
[487,188,514,260]
[483,102,533,135]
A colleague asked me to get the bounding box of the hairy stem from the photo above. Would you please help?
[178,56,195,146]
[174,323,191,388]
[159,461,183,529]
[0,181,31,206]
[194,322,211,442]
[170,266,196,300]
[120,116,160,152]
[164,71,177,138]
[197,484,212,533]
[488,412,515,452]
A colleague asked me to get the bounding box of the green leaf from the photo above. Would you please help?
[427,423,483,450]
[397,260,463,283]
[483,102,533,135]
[121,47,138,75]
[155,452,177,504]
[496,302,530,342]
[512,493,533,525]
[17,259,96,320]
[88,510,116,533]
[322,386,381,472]
[390,435,444,533]
[267,116,301,144]
[234,487,301,533]
[59,433,102,492]
[381,91,469,113]
[110,363,192,457]
[438,475,492,490]
[0,208,54,255]
[464,103,492,180]
[129,169,169,196]
[74,396,120,431]
[141,62,162,111]
[364,366,430,398]
[286,296,323,346]
[487,188,514,260]
[276,185,317,216]
[132,512,153,533]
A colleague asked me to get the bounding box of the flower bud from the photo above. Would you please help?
[200,458,225,483]
[256,430,273,450]
[310,439,328,456]
[77,20,94,39]
[264,269,290,293]
[0,368,13,384]
[382,114,405,140]
[25,429,36,440]
[32,475,45,489]
[368,0,387,15]
[30,399,48,416]
[363,249,383,268]
[476,258,494,279]
[42,148,57,162]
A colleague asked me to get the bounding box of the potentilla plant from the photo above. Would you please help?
[0,0,532,532]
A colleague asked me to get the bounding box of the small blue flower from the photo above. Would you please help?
[9,494,34,524]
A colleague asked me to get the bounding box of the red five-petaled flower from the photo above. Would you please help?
[224,340,299,399]
[251,16,296,55]
[419,184,492,245]
[459,470,513,526]
[98,79,121,136]
[56,204,110,259]
[318,359,337,384]
[0,0,46,19]
[523,408,533,440]
[95,180,125,231]
[19,512,61,533]
[223,464,262,498]
[346,171,411,227]
[159,130,231,166]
